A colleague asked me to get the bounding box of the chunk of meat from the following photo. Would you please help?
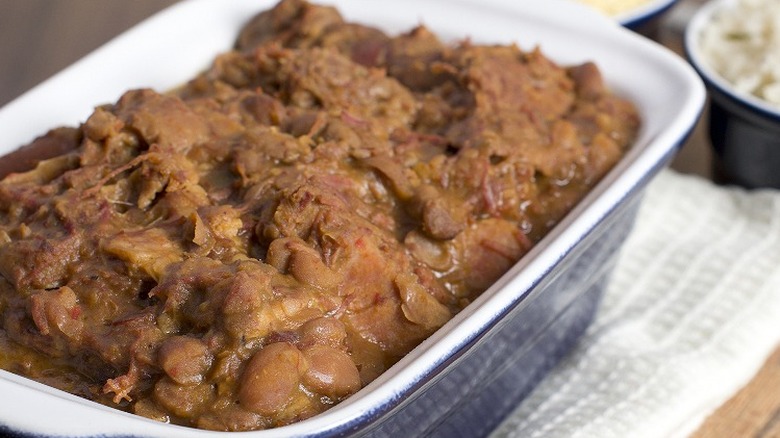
[101,228,183,281]
[385,26,447,91]
[569,62,606,100]
[0,128,80,179]
[235,0,344,50]
[113,89,210,153]
[0,232,83,290]
[446,218,533,298]
[412,185,466,240]
[266,236,342,290]
[29,286,84,342]
[395,272,452,330]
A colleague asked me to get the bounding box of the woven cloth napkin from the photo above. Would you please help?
[491,168,780,438]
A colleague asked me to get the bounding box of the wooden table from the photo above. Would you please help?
[0,1,777,436]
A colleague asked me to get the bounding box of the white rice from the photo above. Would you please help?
[699,0,780,106]
[575,0,653,16]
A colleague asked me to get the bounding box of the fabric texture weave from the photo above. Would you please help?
[492,169,780,438]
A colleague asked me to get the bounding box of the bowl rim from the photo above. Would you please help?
[616,0,680,28]
[684,0,780,124]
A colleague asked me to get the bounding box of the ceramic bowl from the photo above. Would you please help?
[0,0,704,436]
[686,0,780,189]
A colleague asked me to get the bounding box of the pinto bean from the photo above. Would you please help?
[238,342,308,416]
[299,317,347,348]
[153,377,214,418]
[132,398,170,423]
[194,405,265,432]
[158,336,213,386]
[301,344,361,399]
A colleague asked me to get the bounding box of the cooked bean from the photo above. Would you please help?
[195,405,266,432]
[158,336,213,386]
[153,377,214,418]
[133,398,170,423]
[362,154,414,200]
[238,342,307,416]
[299,317,347,348]
[301,345,361,399]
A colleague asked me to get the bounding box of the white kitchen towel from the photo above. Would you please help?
[491,169,780,438]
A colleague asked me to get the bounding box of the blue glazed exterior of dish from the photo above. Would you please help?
[706,84,780,189]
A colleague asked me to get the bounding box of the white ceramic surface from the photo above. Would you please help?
[0,0,705,436]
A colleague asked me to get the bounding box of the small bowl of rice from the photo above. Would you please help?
[576,0,680,36]
[686,0,780,189]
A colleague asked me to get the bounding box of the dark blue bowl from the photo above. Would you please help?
[685,0,780,189]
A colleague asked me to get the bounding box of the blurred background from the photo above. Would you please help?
[0,1,176,107]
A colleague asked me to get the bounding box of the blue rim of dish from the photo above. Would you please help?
[617,0,679,29]
[683,0,780,126]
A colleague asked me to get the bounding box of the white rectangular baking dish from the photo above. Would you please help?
[0,0,704,436]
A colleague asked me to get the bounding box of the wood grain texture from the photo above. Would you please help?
[692,348,780,438]
[0,0,777,436]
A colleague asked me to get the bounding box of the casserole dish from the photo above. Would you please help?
[0,0,704,436]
